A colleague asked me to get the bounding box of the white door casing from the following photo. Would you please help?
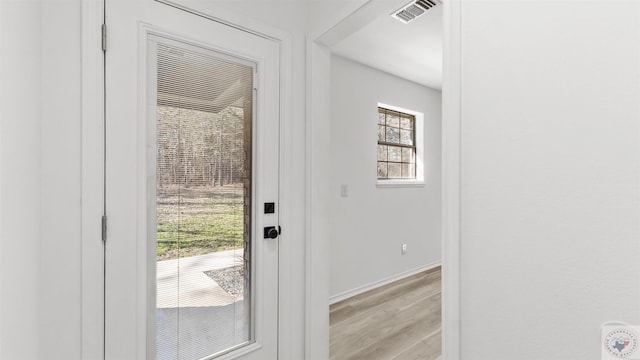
[104,1,281,359]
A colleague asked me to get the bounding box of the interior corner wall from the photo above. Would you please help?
[40,0,83,358]
[459,1,640,359]
[329,55,441,299]
[1,1,84,359]
[0,1,42,359]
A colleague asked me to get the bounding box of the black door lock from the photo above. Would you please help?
[264,226,280,239]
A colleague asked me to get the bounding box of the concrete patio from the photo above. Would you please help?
[156,249,250,360]
[157,249,245,308]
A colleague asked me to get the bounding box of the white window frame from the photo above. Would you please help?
[376,102,425,188]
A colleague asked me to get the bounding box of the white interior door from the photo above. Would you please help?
[104,1,280,359]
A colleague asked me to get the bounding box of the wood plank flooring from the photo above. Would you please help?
[329,267,441,360]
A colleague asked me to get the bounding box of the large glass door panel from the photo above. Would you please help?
[152,39,255,360]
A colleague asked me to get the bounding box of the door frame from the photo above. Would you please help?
[305,0,462,359]
[83,0,464,358]
[81,1,297,358]
[81,1,105,358]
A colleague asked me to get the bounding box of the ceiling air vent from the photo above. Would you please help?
[392,0,441,23]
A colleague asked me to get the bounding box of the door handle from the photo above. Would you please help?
[264,226,280,239]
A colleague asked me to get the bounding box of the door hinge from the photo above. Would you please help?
[101,23,107,52]
[101,215,108,243]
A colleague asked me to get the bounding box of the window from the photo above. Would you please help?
[377,107,416,179]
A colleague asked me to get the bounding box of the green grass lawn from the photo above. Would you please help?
[156,185,245,261]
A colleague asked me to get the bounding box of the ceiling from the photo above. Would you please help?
[157,42,252,114]
[330,1,443,90]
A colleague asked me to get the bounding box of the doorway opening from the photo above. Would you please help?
[318,0,444,358]
[99,2,283,358]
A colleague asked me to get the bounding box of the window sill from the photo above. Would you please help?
[376,180,425,188]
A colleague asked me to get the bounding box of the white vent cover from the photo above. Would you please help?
[391,0,441,23]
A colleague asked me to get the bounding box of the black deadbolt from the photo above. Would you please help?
[264,226,279,239]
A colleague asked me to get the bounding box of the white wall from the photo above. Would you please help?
[40,0,83,358]
[0,1,83,359]
[459,1,640,359]
[329,55,441,299]
[200,0,366,34]
[0,1,42,359]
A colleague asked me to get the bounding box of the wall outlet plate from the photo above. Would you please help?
[401,243,407,254]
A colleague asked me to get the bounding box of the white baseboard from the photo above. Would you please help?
[329,261,441,305]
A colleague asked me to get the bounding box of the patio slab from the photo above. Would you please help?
[156,249,245,308]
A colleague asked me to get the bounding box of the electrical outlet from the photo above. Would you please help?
[401,243,407,255]
[340,184,348,197]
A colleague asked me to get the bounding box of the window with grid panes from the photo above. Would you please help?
[377,107,416,179]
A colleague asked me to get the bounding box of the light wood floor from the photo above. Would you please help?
[329,267,441,360]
